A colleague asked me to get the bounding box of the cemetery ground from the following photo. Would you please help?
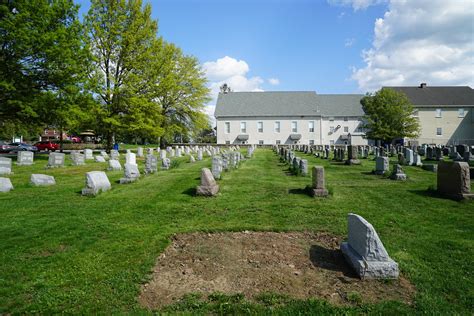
[0,149,472,314]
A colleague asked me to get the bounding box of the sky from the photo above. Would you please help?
[76,0,474,119]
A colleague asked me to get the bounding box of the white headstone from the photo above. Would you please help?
[0,157,12,175]
[95,156,106,163]
[341,213,399,279]
[0,177,13,192]
[30,174,55,186]
[84,149,94,160]
[125,152,136,165]
[47,152,65,168]
[120,163,140,183]
[82,171,111,196]
[108,159,122,171]
[17,151,34,166]
[137,147,144,157]
[374,156,389,175]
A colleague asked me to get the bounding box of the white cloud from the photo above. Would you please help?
[202,56,266,125]
[345,38,356,47]
[352,0,474,92]
[202,56,249,81]
[328,0,386,11]
[268,78,280,85]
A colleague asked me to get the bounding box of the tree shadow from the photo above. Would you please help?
[309,244,356,278]
[182,187,197,196]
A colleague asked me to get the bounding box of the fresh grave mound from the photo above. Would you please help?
[139,232,415,309]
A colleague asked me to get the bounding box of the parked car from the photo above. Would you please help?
[0,141,14,153]
[9,142,38,152]
[34,141,59,152]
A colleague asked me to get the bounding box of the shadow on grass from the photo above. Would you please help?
[182,187,197,196]
[288,188,309,196]
[309,245,356,278]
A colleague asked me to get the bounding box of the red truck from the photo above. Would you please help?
[34,141,60,152]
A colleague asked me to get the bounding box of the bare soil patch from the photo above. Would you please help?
[139,231,415,309]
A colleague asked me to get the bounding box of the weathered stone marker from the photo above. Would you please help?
[309,166,328,197]
[0,157,12,175]
[341,213,399,279]
[82,171,111,196]
[196,168,219,196]
[17,151,34,166]
[30,174,56,186]
[47,152,65,168]
[345,145,361,165]
[161,158,170,170]
[0,177,13,192]
[390,164,407,181]
[71,153,85,166]
[374,156,389,175]
[84,149,94,160]
[125,152,137,165]
[437,161,473,200]
[108,159,122,171]
[95,156,106,163]
[120,163,140,183]
[145,154,158,174]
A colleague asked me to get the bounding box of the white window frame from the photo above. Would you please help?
[343,117,348,121]
[276,140,281,145]
[435,108,442,118]
[458,108,465,117]
[309,121,315,133]
[329,126,335,133]
[343,126,349,133]
[259,140,264,145]
[309,140,314,145]
[240,121,247,133]
[274,121,280,133]
[257,121,263,133]
[224,122,230,134]
[291,121,298,133]
[436,127,442,136]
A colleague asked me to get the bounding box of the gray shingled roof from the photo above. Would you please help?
[214,91,364,118]
[386,86,474,106]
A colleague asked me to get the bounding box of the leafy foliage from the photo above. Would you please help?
[361,88,420,143]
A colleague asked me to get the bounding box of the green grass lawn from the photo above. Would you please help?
[0,149,472,314]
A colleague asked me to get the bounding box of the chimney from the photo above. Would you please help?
[420,83,427,88]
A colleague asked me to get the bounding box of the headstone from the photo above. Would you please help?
[125,152,136,165]
[108,159,122,171]
[81,171,111,196]
[47,152,65,168]
[120,163,140,183]
[17,151,34,166]
[345,146,360,165]
[197,150,203,161]
[0,157,12,175]
[100,151,109,160]
[437,161,473,200]
[426,147,433,160]
[95,156,106,163]
[110,149,120,160]
[299,159,308,176]
[137,147,144,157]
[413,152,423,166]
[196,168,219,196]
[30,174,55,186]
[374,156,389,175]
[189,155,196,163]
[404,148,414,165]
[390,164,407,181]
[0,177,13,192]
[71,153,85,166]
[211,157,223,179]
[160,150,167,160]
[162,158,170,170]
[309,166,328,197]
[145,154,158,174]
[464,151,473,162]
[341,213,399,279]
[397,153,406,165]
[84,149,94,160]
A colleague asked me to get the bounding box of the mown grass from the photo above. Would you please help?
[0,149,472,314]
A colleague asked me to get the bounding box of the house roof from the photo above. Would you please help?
[214,91,365,118]
[386,85,474,106]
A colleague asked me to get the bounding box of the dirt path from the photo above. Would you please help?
[139,231,415,309]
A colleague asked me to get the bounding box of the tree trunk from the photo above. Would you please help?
[106,132,113,151]
[160,137,166,149]
[59,126,64,153]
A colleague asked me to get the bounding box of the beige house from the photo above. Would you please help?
[214,91,368,145]
[388,84,474,145]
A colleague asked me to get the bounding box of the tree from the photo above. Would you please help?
[84,0,163,150]
[147,42,210,147]
[361,88,420,144]
[0,0,91,142]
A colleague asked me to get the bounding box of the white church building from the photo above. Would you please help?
[214,90,368,146]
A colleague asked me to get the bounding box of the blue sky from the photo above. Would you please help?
[76,0,474,116]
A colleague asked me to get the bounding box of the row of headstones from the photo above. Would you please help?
[202,147,256,197]
[276,147,309,176]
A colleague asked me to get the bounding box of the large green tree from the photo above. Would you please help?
[147,42,210,147]
[84,0,163,149]
[0,0,91,141]
[361,88,420,144]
